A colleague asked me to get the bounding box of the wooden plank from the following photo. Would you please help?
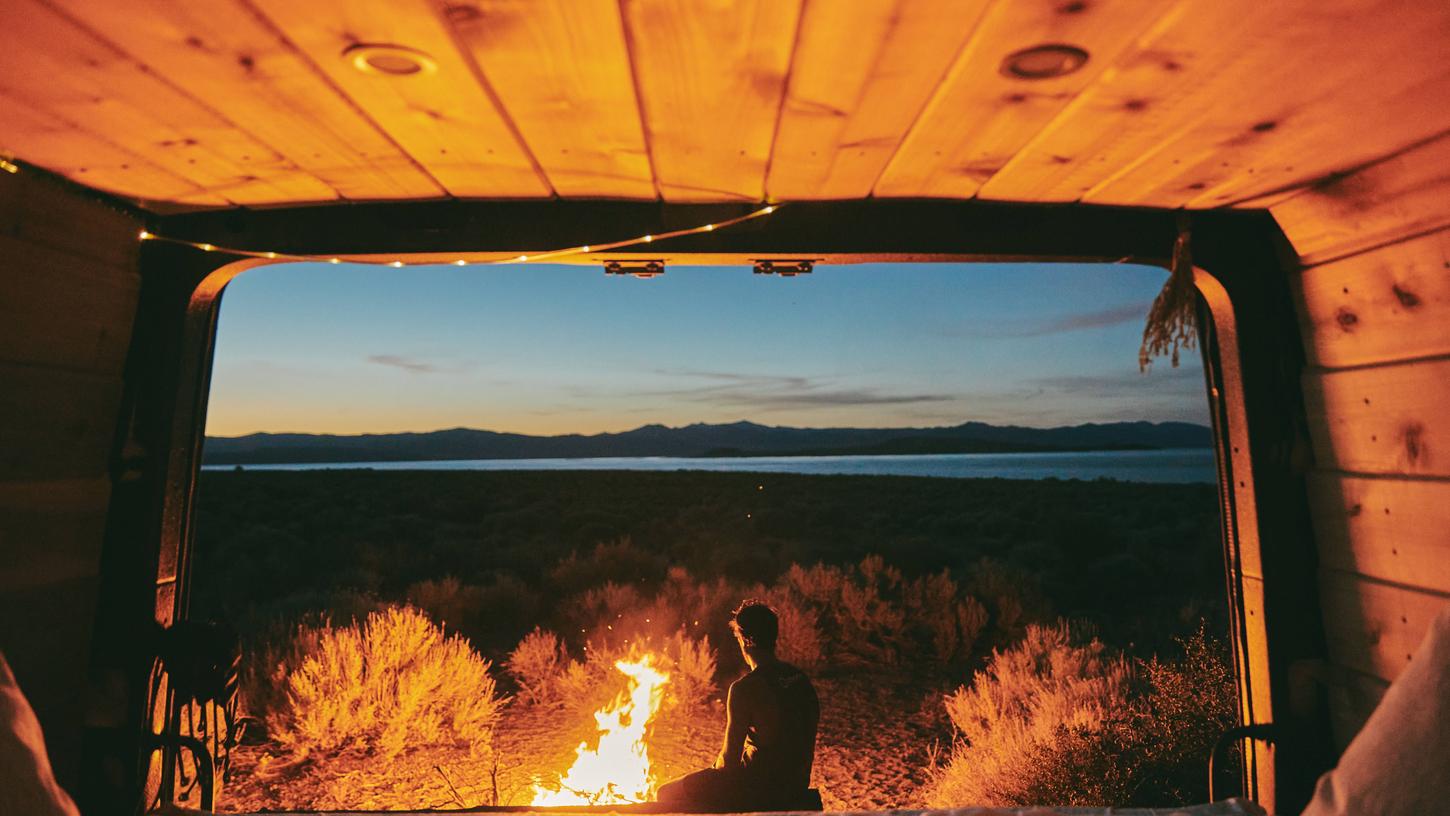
[0,169,144,264]
[0,236,139,375]
[1302,358,1450,477]
[980,0,1294,203]
[449,0,654,199]
[1307,471,1450,595]
[48,0,445,202]
[1322,663,1389,750]
[0,90,223,206]
[1085,0,1450,209]
[1271,133,1450,265]
[766,0,992,200]
[247,0,548,198]
[623,0,803,201]
[872,0,1167,198]
[0,0,336,205]
[0,364,124,482]
[1294,229,1450,369]
[1319,567,1449,682]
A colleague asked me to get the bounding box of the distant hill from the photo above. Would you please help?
[202,420,1212,465]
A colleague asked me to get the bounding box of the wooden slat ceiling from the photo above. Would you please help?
[3,0,1448,211]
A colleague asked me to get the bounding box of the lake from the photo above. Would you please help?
[203,447,1217,484]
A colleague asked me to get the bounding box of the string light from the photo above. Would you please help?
[0,158,19,174]
[127,204,781,268]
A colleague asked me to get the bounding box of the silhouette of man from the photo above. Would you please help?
[657,600,819,812]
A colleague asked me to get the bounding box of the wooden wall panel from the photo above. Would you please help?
[1271,133,1450,266]
[1302,358,1450,477]
[246,0,546,198]
[766,0,990,200]
[1318,569,1448,682]
[452,0,654,199]
[872,0,1165,198]
[1322,665,1388,750]
[1307,472,1450,596]
[623,0,802,201]
[48,0,446,202]
[1294,229,1450,369]
[0,169,141,791]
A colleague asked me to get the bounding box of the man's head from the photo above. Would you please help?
[730,599,778,663]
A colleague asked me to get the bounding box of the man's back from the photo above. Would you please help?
[733,659,819,791]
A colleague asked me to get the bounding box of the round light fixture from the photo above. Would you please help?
[343,43,438,77]
[1000,44,1089,79]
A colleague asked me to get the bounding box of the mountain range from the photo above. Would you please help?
[202,420,1213,465]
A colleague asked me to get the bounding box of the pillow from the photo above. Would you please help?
[1301,602,1450,815]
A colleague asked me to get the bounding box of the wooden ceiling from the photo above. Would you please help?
[3,0,1447,212]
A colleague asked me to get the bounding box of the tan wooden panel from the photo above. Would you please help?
[0,364,124,481]
[766,0,991,200]
[451,0,654,199]
[1322,663,1388,750]
[0,0,337,205]
[1319,567,1448,682]
[1272,133,1450,266]
[624,0,803,201]
[1294,229,1450,369]
[0,90,223,206]
[0,479,111,592]
[48,0,445,201]
[1303,357,1450,477]
[248,0,547,198]
[0,237,139,375]
[872,0,1166,198]
[1086,0,1450,208]
[1307,471,1450,595]
[980,0,1295,202]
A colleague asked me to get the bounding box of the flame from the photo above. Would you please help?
[532,656,670,806]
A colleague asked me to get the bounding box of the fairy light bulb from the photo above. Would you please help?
[138,230,152,240]
[390,260,404,268]
[454,259,467,266]
[328,258,341,264]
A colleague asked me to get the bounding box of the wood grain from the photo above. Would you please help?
[0,365,125,481]
[623,0,803,201]
[247,0,547,197]
[0,89,222,205]
[1322,663,1388,750]
[0,237,139,375]
[980,0,1292,203]
[873,0,1166,198]
[48,0,447,201]
[1307,471,1450,596]
[1271,132,1450,265]
[1319,568,1449,682]
[451,0,654,199]
[0,0,339,204]
[1293,229,1450,369]
[766,0,990,200]
[1088,0,1450,209]
[1302,358,1450,477]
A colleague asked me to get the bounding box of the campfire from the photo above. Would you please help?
[531,656,671,806]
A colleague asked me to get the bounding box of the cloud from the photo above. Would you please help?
[641,369,956,411]
[951,302,1150,338]
[367,354,444,374]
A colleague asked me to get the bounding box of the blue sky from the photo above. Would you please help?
[206,261,1207,437]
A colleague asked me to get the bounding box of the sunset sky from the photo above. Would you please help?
[206,261,1208,437]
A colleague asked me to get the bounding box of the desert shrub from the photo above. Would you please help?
[549,537,667,597]
[903,571,989,665]
[926,620,1135,807]
[269,605,504,761]
[760,589,825,669]
[926,620,1239,808]
[405,576,483,631]
[506,627,567,704]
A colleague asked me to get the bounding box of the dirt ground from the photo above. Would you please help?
[221,670,956,812]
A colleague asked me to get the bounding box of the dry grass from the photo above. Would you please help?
[268,606,504,761]
[926,621,1238,808]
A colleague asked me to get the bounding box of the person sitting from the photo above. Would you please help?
[657,600,820,812]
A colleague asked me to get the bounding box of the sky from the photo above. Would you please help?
[206,261,1208,437]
